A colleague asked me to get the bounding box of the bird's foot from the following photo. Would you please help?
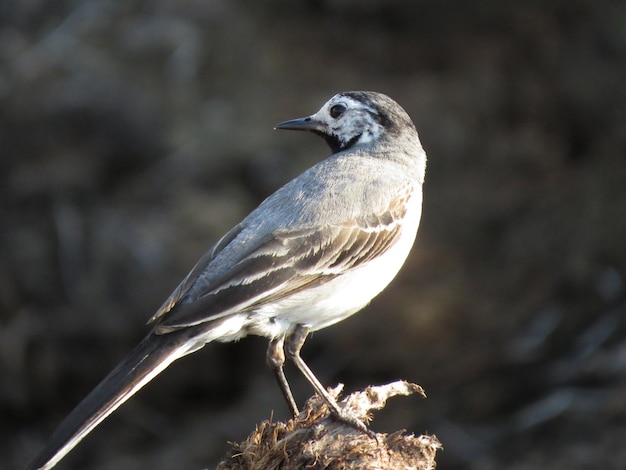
[330,407,377,440]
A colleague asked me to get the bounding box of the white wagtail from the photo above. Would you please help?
[29,91,427,469]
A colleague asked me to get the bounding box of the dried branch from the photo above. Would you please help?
[216,381,441,470]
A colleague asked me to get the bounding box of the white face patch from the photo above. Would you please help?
[355,122,383,145]
[310,94,385,151]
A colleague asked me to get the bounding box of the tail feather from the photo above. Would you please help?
[28,331,197,470]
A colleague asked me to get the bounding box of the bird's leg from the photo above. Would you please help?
[266,335,299,417]
[285,324,372,435]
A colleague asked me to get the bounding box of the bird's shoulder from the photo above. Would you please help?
[258,152,417,225]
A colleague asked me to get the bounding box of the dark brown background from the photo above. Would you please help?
[2,1,625,469]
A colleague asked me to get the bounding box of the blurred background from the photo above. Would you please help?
[2,0,625,468]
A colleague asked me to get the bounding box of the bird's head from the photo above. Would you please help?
[275,91,417,154]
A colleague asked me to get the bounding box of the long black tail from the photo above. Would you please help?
[28,330,200,470]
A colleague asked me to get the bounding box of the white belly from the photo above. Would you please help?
[246,190,423,339]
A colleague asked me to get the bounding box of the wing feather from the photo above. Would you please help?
[153,190,412,333]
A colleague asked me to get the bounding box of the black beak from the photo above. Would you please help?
[274,116,325,132]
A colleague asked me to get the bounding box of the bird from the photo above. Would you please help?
[28,91,427,470]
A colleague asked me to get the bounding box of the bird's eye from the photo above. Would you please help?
[329,104,346,119]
